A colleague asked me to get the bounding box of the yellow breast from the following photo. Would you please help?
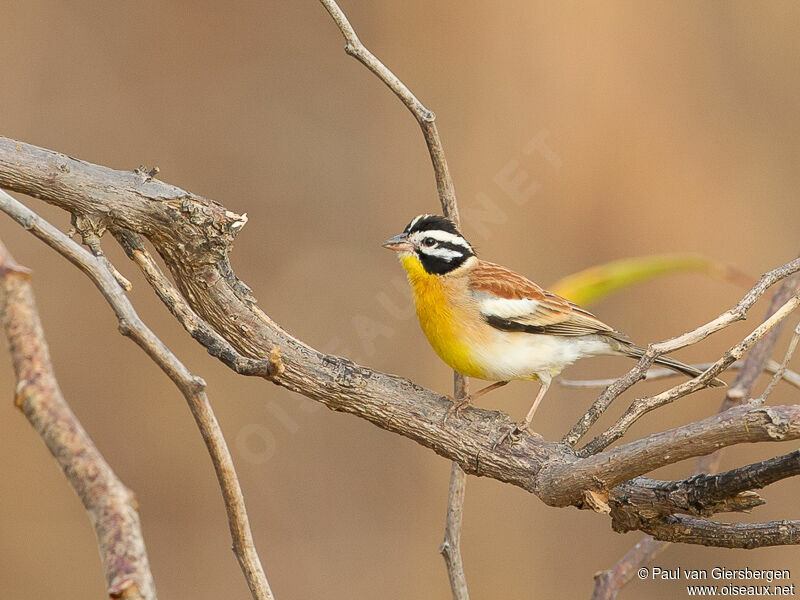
[400,254,489,379]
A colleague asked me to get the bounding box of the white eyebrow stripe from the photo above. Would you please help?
[478,296,540,319]
[413,230,471,248]
[422,246,464,261]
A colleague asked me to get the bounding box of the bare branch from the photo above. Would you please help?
[0,189,275,600]
[642,516,800,549]
[539,404,800,507]
[564,256,800,447]
[0,240,156,599]
[2,137,800,552]
[580,292,800,455]
[592,536,667,600]
[439,462,470,600]
[558,360,800,390]
[113,230,279,379]
[594,270,800,599]
[689,450,800,503]
[759,321,800,402]
[318,0,458,219]
[316,3,470,595]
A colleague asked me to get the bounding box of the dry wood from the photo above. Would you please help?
[0,188,274,600]
[0,240,156,599]
[2,138,799,552]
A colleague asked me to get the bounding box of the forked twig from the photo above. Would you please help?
[581,292,800,456]
[591,271,800,599]
[759,322,800,402]
[0,190,275,600]
[565,256,800,447]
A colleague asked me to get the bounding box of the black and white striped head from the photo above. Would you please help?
[382,214,476,274]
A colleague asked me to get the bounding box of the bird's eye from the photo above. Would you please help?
[422,237,437,247]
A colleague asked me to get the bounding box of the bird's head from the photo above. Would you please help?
[382,214,476,275]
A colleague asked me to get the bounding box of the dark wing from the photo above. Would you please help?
[468,261,629,341]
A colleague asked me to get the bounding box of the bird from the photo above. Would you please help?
[382,214,724,440]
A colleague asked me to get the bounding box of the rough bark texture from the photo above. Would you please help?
[2,136,800,551]
[0,242,157,600]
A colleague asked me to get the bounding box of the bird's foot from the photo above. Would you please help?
[443,395,472,426]
[492,421,542,449]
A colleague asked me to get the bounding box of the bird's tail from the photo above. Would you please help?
[622,344,726,387]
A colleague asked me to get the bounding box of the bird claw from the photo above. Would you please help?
[491,421,541,449]
[443,395,472,426]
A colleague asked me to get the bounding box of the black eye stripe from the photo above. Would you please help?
[418,241,468,255]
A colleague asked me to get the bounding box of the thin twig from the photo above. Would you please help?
[0,240,157,599]
[317,3,469,596]
[580,292,800,455]
[439,462,470,600]
[592,270,800,599]
[592,536,667,600]
[0,189,275,600]
[564,257,800,447]
[759,322,800,402]
[317,0,458,219]
[112,230,279,378]
[559,360,800,389]
[3,137,800,550]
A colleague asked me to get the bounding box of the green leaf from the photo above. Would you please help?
[550,253,751,306]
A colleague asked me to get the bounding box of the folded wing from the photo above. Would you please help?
[469,261,630,342]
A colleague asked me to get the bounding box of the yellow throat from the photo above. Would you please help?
[399,254,486,378]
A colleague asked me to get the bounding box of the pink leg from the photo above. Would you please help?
[492,377,550,448]
[444,380,510,424]
[517,378,551,432]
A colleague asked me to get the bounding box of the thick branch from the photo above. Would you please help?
[593,271,800,599]
[2,138,800,551]
[642,516,800,549]
[539,404,800,507]
[0,241,156,599]
[0,189,274,600]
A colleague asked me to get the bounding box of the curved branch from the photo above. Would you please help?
[316,3,474,593]
[2,137,800,553]
[318,0,458,220]
[0,241,156,599]
[539,404,800,507]
[0,189,274,600]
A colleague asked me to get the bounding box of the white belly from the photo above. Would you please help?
[470,331,613,381]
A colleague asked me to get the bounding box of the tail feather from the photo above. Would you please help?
[623,345,726,387]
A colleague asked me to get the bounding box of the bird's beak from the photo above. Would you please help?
[382,233,413,252]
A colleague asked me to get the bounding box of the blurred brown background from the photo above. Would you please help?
[2,1,800,598]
